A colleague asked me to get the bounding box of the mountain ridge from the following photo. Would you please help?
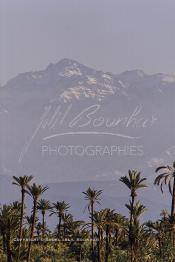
[3,58,175,90]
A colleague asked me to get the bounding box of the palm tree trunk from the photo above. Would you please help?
[2,231,6,253]
[27,200,37,262]
[130,195,135,262]
[97,229,102,262]
[101,230,104,259]
[171,176,175,220]
[91,202,95,262]
[79,243,82,262]
[158,236,162,258]
[58,214,62,239]
[17,189,25,261]
[63,222,66,241]
[115,228,119,246]
[105,226,110,262]
[171,176,175,247]
[42,211,45,239]
[6,222,12,262]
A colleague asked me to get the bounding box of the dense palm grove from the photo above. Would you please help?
[1,162,175,261]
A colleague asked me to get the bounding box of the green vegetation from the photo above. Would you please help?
[1,162,175,261]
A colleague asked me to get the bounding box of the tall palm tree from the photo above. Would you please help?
[26,183,48,262]
[126,201,147,262]
[93,209,107,262]
[120,170,147,223]
[50,201,70,239]
[154,161,175,221]
[37,199,51,238]
[120,170,147,262]
[83,187,102,262]
[12,175,33,261]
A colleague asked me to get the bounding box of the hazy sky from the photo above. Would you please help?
[0,0,175,85]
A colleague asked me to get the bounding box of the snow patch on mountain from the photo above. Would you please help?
[102,73,112,80]
[86,76,97,85]
[59,65,82,77]
[59,83,115,102]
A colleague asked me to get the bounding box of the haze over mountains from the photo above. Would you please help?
[0,58,175,219]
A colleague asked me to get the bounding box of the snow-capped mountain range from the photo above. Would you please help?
[0,58,175,218]
[4,58,175,103]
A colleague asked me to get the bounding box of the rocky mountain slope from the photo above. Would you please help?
[0,58,175,218]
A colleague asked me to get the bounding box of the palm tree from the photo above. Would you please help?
[146,220,164,259]
[93,209,107,262]
[120,170,147,262]
[113,213,128,246]
[104,208,116,262]
[69,219,85,241]
[71,227,89,262]
[93,208,125,262]
[83,187,102,262]
[126,201,147,261]
[37,199,51,238]
[126,201,147,225]
[26,183,48,262]
[50,201,70,239]
[0,203,20,262]
[12,175,33,261]
[62,213,74,241]
[120,170,147,223]
[154,161,175,221]
[36,222,43,238]
[26,215,39,231]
